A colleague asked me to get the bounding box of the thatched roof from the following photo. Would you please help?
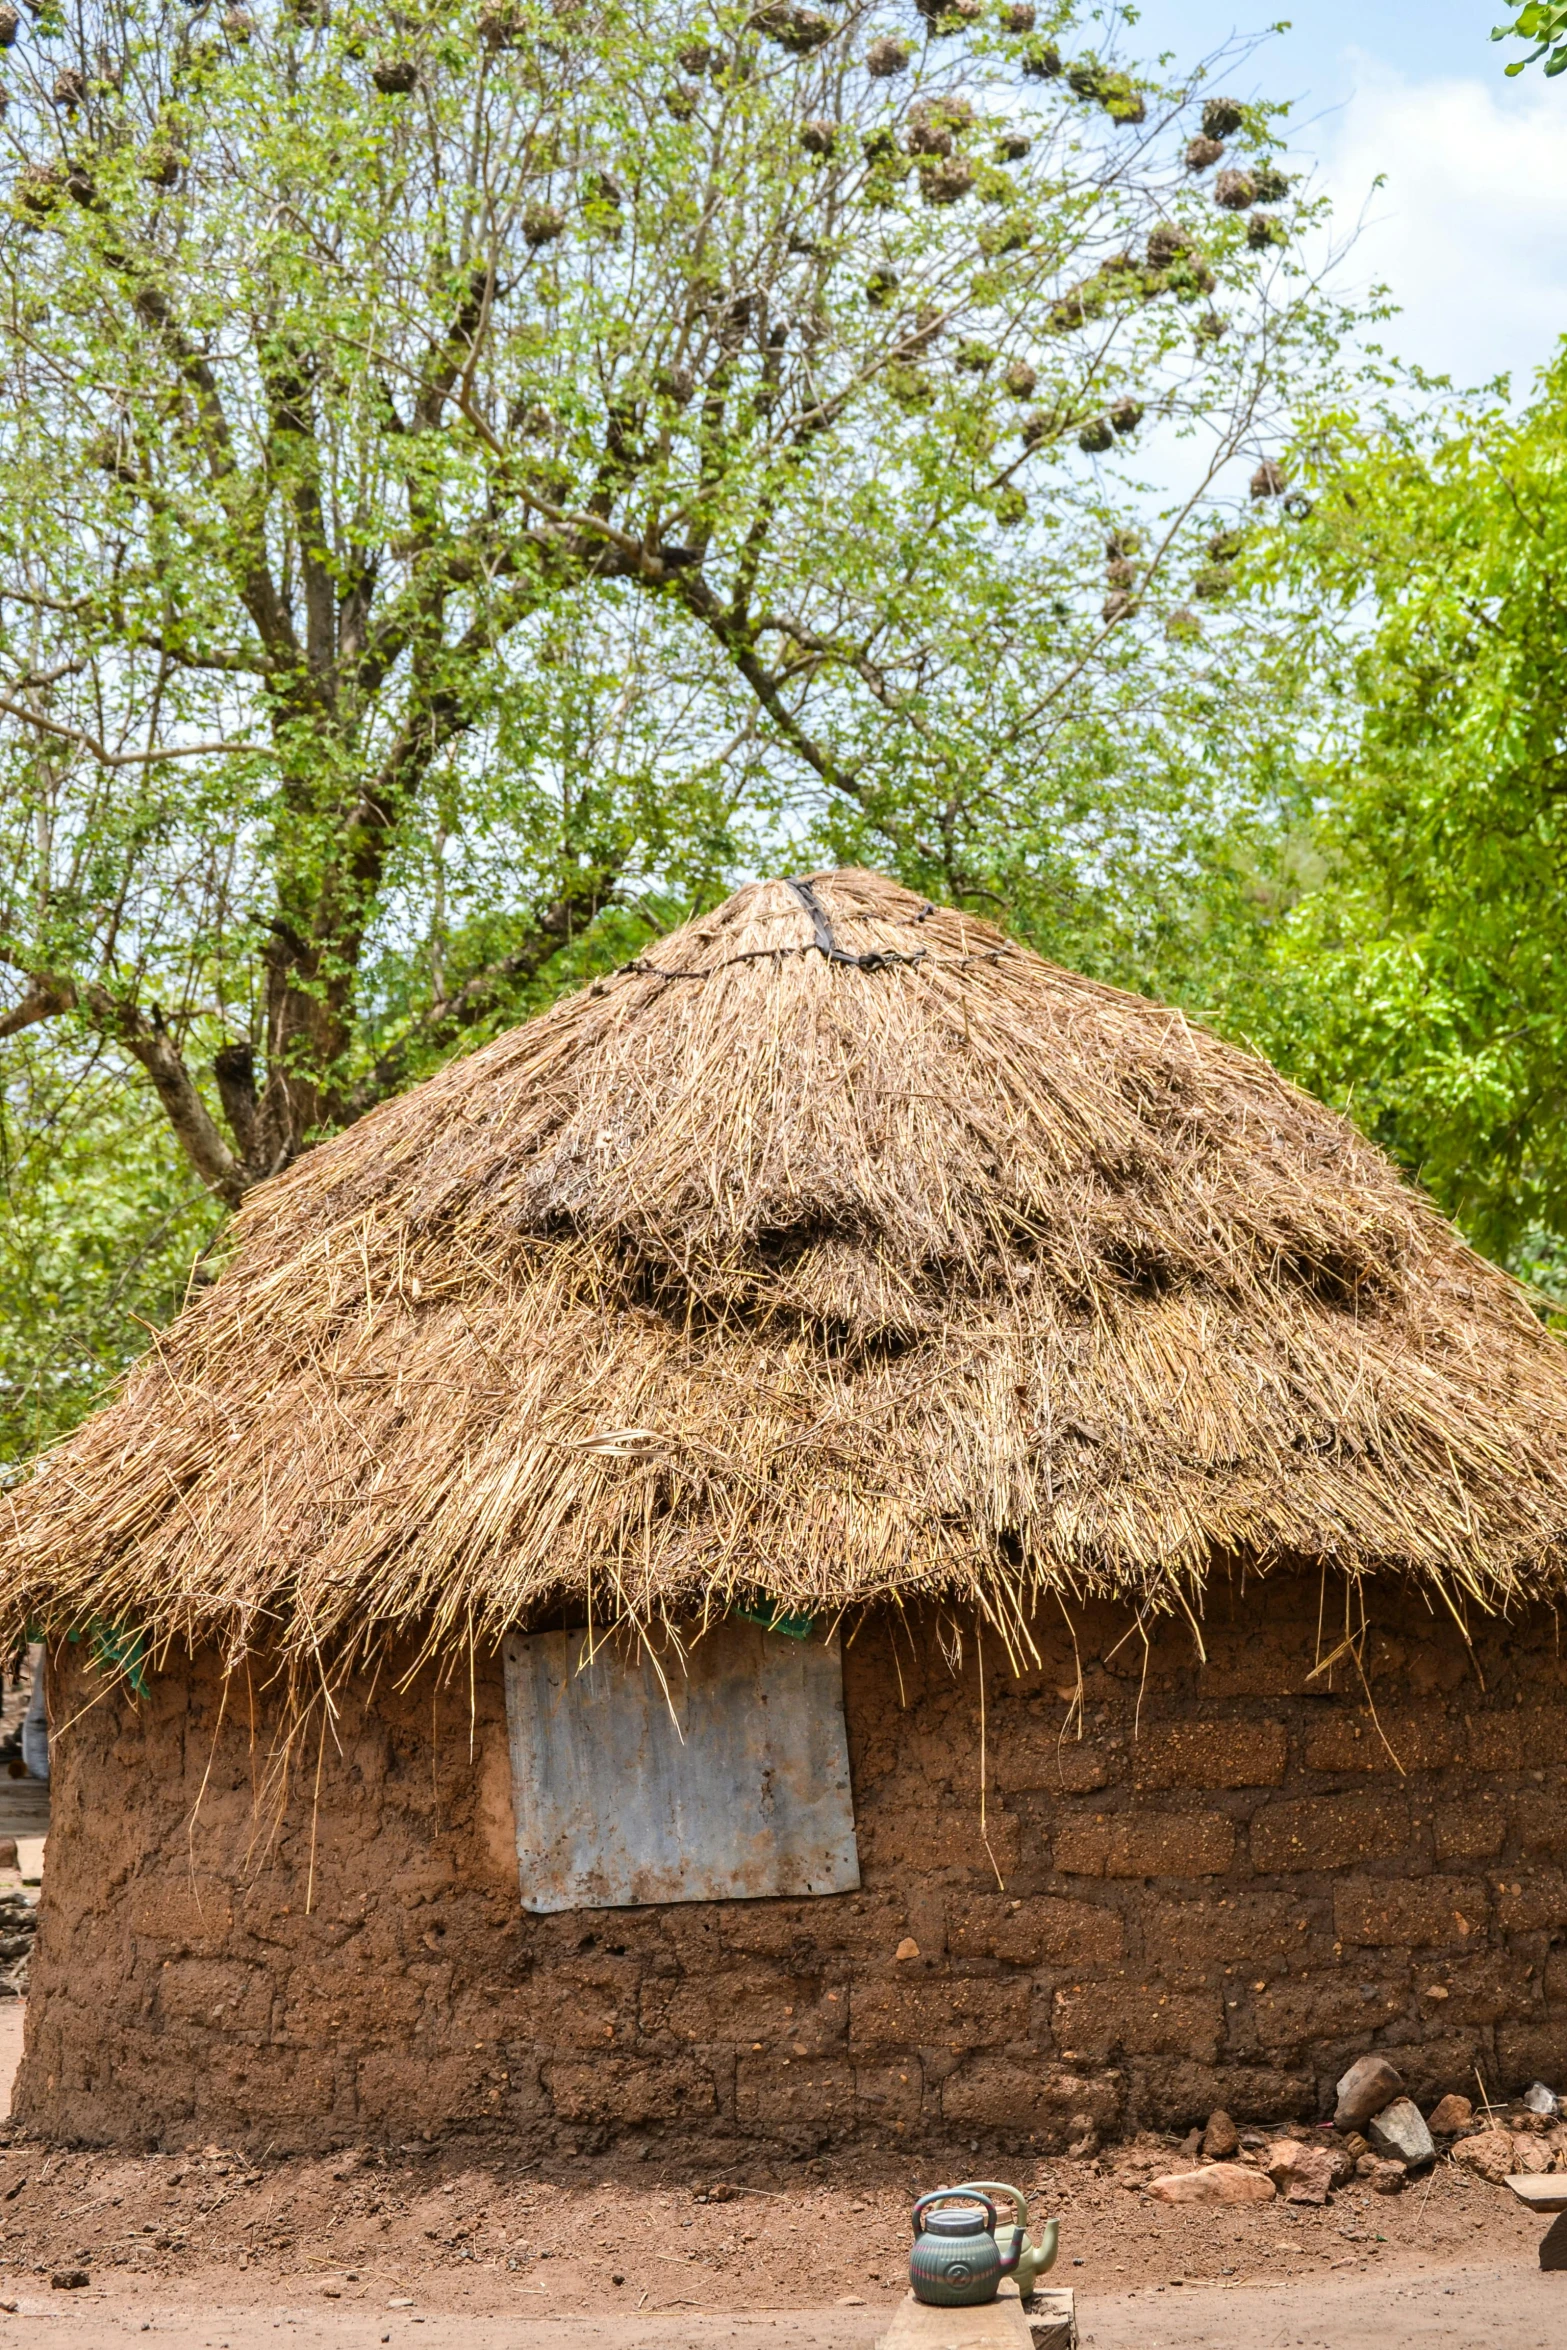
[9,869,1567,1673]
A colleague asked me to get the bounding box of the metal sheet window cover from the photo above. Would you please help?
[502,1619,861,1911]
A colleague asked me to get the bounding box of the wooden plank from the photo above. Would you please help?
[1504,2175,1567,2213]
[876,2279,1034,2350]
[503,1619,860,1912]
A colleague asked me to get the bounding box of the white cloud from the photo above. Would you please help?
[1317,58,1567,393]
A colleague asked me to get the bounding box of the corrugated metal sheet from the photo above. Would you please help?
[502,1619,861,1913]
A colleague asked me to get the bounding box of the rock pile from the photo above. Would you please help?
[1135,2061,1565,2209]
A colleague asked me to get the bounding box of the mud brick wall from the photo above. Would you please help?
[15,1572,1567,2156]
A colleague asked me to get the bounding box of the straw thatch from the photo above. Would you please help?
[9,869,1567,1673]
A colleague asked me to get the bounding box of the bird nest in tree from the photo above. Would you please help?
[11,871,1567,1684]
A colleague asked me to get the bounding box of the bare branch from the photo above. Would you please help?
[0,696,258,768]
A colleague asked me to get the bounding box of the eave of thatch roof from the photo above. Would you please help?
[8,869,1567,1673]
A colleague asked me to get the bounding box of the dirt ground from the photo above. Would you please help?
[0,2001,1559,2347]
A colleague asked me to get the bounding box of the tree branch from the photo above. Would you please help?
[342,875,620,1117]
[0,695,258,768]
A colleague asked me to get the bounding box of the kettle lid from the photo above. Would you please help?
[924,2208,986,2237]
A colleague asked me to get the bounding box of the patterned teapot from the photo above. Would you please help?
[908,2188,1019,2307]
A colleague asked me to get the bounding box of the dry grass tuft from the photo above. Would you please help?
[8,869,1567,1675]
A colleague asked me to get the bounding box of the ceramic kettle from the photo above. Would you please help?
[908,2187,1020,2307]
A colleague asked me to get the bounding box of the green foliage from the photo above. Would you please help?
[0,1038,221,1459]
[1493,2,1567,77]
[1234,352,1567,1276]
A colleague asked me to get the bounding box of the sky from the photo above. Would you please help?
[1125,0,1567,396]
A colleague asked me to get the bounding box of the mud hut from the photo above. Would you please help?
[8,869,1567,2160]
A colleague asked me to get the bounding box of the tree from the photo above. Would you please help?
[0,0,1353,1442]
[1232,350,1567,1280]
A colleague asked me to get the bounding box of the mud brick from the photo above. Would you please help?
[648,1970,845,2052]
[549,2056,716,2124]
[358,2047,495,2129]
[154,1958,272,2035]
[735,2056,854,2127]
[1199,1625,1317,1697]
[854,2058,924,2123]
[720,1894,892,1959]
[1132,1720,1287,1790]
[1055,1813,1234,1878]
[1250,1792,1408,1873]
[1145,1893,1311,1965]
[1496,1871,1567,1932]
[1133,2059,1312,2129]
[1514,1792,1567,1859]
[1433,1796,1507,1863]
[1303,1711,1459,1774]
[996,1719,1115,1794]
[858,1804,1022,1877]
[1333,1877,1488,1949]
[849,1976,1032,2051]
[128,1875,236,1950]
[1052,1979,1223,2064]
[504,1962,635,2049]
[1469,1709,1567,1773]
[940,2054,1123,2139]
[1497,2024,1567,2088]
[948,1894,1123,1967]
[1250,1971,1409,2059]
[1419,1950,1535,2026]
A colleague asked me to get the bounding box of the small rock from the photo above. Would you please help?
[1149,2164,1275,2205]
[1453,2129,1517,2184]
[1178,2127,1202,2162]
[1201,2108,1239,2161]
[1334,2054,1404,2131]
[1427,2094,1473,2135]
[50,2271,89,2291]
[894,1937,920,1962]
[1367,2097,1436,2170]
[1343,2131,1370,2159]
[1524,2082,1560,2118]
[1264,2139,1337,2205]
[1355,2156,1406,2196]
[1510,2133,1553,2175]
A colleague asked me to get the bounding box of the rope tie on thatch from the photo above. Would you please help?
[616,876,936,985]
[780,875,929,971]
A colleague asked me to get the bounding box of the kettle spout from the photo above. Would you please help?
[1023,2218,1060,2288]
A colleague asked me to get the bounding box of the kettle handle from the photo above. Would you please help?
[956,2179,1030,2233]
[911,2188,998,2240]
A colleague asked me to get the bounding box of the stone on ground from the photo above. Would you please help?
[1148,2164,1274,2206]
[1200,2108,1239,2160]
[1334,2054,1404,2131]
[1367,2097,1436,2169]
[1355,2155,1407,2195]
[1427,2094,1473,2135]
[1265,2139,1338,2205]
[1453,2129,1517,2183]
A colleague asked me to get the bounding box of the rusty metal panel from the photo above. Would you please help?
[501,1619,860,1912]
